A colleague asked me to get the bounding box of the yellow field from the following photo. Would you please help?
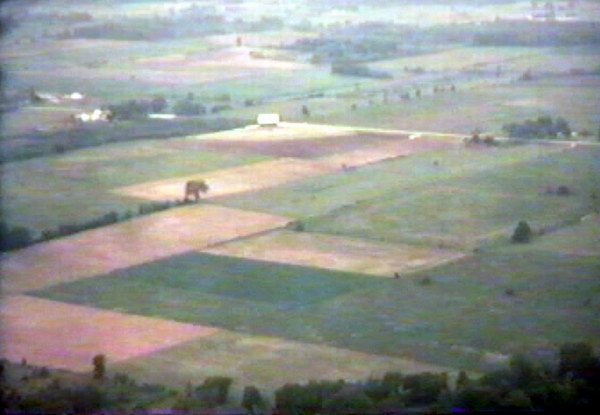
[114,157,339,201]
[191,122,360,142]
[114,329,454,393]
[0,295,219,372]
[1,205,291,294]
[203,230,466,277]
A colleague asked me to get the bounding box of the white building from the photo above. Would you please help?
[257,113,280,127]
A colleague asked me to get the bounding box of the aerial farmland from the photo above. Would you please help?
[1,0,599,412]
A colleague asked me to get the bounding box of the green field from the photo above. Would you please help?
[0,139,269,232]
[32,245,600,373]
[112,330,439,396]
[306,80,600,135]
[217,145,600,249]
[3,0,600,399]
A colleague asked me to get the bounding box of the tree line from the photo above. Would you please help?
[3,342,599,413]
[502,116,572,140]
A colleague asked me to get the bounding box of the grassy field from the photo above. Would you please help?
[227,78,600,136]
[306,147,599,249]
[113,329,452,399]
[31,245,600,374]
[202,230,465,277]
[372,46,600,74]
[309,79,600,135]
[0,139,269,232]
[217,145,599,249]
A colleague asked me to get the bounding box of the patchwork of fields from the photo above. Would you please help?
[1,121,599,396]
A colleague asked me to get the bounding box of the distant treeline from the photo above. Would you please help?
[288,20,600,66]
[0,117,247,163]
[473,21,600,47]
[57,12,283,41]
[331,62,393,79]
[503,116,572,139]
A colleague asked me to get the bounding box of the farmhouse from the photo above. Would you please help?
[74,109,111,123]
[257,113,280,127]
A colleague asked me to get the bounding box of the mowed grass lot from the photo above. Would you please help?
[0,139,268,233]
[32,244,600,373]
[217,145,600,249]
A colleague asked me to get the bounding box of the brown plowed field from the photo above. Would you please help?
[0,295,219,372]
[1,205,291,294]
[203,230,466,277]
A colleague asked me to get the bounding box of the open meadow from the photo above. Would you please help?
[1,0,600,409]
[2,120,598,395]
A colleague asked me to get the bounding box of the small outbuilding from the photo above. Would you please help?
[257,113,280,127]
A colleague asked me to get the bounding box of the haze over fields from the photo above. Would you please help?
[1,0,599,412]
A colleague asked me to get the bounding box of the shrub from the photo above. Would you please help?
[195,376,233,407]
[173,97,206,116]
[211,104,232,114]
[403,372,448,406]
[511,221,532,243]
[242,385,264,414]
[331,63,392,79]
[107,99,151,120]
[92,354,106,381]
[0,222,34,252]
[323,386,374,413]
[150,96,168,113]
[419,276,433,286]
[503,116,572,139]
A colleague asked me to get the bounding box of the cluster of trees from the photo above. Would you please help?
[72,22,149,41]
[106,94,231,119]
[58,9,284,42]
[3,115,246,163]
[3,342,599,412]
[107,96,168,120]
[503,116,572,139]
[175,377,234,409]
[0,222,33,252]
[2,360,171,413]
[473,21,600,47]
[290,19,600,69]
[512,220,533,243]
[173,93,206,116]
[272,342,600,413]
[331,63,392,79]
[290,23,429,65]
